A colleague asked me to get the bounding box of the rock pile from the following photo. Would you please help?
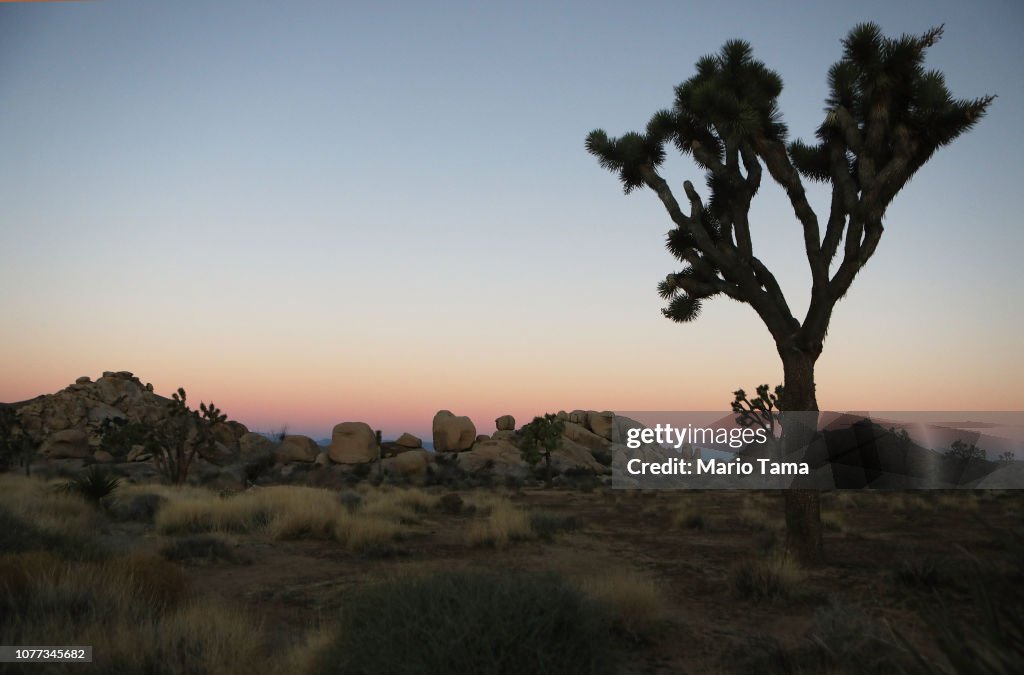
[13,371,249,463]
[5,371,617,486]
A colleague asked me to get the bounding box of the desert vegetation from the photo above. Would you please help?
[1,468,1021,673]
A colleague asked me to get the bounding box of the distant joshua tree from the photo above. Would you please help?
[0,406,36,476]
[943,439,986,463]
[588,24,993,563]
[518,414,565,488]
[150,388,227,485]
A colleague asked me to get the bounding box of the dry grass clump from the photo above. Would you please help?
[466,500,533,548]
[934,491,981,514]
[334,512,404,551]
[0,547,278,674]
[736,505,778,532]
[576,569,669,641]
[0,473,98,537]
[671,504,710,530]
[264,489,343,540]
[154,485,413,552]
[731,552,807,604]
[360,486,438,523]
[1,552,188,640]
[821,510,847,533]
[886,492,933,517]
[277,624,339,675]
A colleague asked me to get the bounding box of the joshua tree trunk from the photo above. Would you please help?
[780,348,822,565]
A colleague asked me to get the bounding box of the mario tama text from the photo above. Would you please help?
[626,456,810,476]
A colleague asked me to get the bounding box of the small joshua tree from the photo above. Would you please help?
[0,406,36,476]
[518,414,565,488]
[732,384,784,460]
[151,388,227,485]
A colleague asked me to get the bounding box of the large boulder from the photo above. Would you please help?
[41,429,91,459]
[87,402,128,426]
[212,423,240,451]
[459,440,531,478]
[551,439,607,475]
[127,444,152,462]
[495,415,516,431]
[395,432,422,449]
[586,411,615,441]
[329,422,378,464]
[432,410,476,453]
[239,432,275,459]
[275,435,320,463]
[562,422,611,454]
[384,449,430,477]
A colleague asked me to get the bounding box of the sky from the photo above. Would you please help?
[1,0,1022,439]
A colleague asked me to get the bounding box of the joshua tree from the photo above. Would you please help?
[518,414,566,488]
[0,406,36,476]
[587,24,993,563]
[732,384,784,458]
[150,388,227,485]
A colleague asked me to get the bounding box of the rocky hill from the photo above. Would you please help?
[2,372,616,490]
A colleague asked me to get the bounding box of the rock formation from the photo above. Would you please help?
[328,422,378,464]
[432,410,476,452]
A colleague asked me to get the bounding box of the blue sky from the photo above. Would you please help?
[1,1,1021,437]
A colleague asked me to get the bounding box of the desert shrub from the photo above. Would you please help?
[336,488,362,511]
[731,553,806,604]
[97,417,152,459]
[160,535,250,566]
[361,487,438,523]
[944,439,986,462]
[576,569,668,643]
[104,491,167,523]
[95,602,269,675]
[0,505,103,561]
[425,453,468,488]
[888,553,1024,675]
[351,462,372,481]
[737,506,775,532]
[821,511,845,532]
[316,571,614,675]
[529,512,582,541]
[0,473,99,540]
[0,553,188,650]
[804,599,915,672]
[154,484,411,552]
[671,505,709,530]
[60,465,121,504]
[466,501,533,548]
[437,492,464,514]
[891,556,958,591]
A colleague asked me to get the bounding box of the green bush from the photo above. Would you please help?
[316,571,615,674]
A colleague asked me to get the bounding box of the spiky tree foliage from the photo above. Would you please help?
[518,414,566,488]
[732,384,784,435]
[587,24,993,563]
[151,388,229,485]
